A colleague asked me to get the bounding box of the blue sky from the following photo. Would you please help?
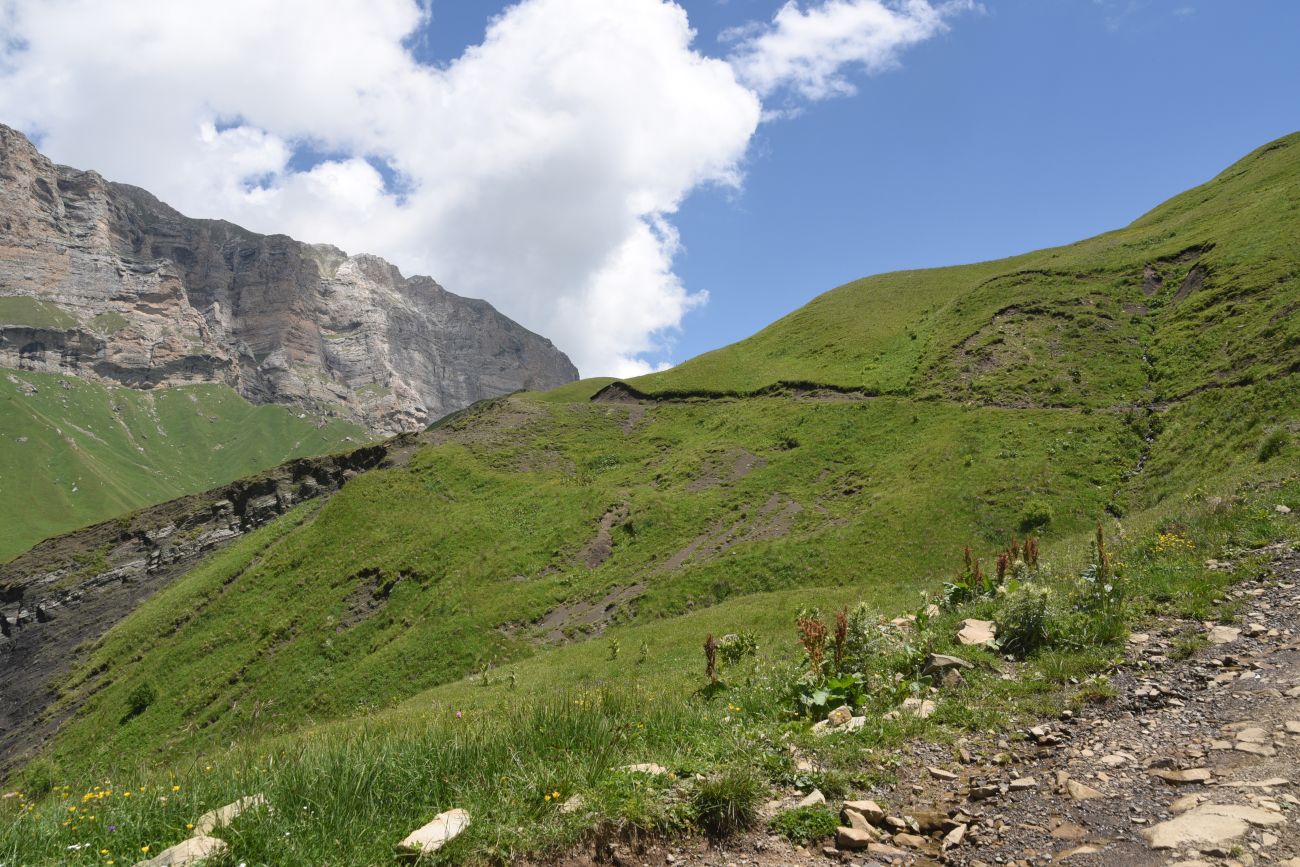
[665,0,1300,360]
[2,0,1297,375]
[425,0,1300,361]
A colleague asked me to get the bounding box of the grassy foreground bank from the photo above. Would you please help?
[3,477,1294,865]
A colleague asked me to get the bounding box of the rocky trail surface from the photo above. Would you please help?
[554,541,1300,867]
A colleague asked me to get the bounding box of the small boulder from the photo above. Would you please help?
[1207,625,1240,645]
[922,653,974,677]
[622,763,670,776]
[836,826,874,850]
[928,766,958,781]
[942,823,967,850]
[1276,504,1292,515]
[397,808,470,855]
[892,832,931,851]
[827,705,854,727]
[957,619,996,646]
[842,799,885,824]
[1065,779,1103,801]
[841,810,880,836]
[1008,776,1038,791]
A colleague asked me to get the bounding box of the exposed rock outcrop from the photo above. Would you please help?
[0,124,577,434]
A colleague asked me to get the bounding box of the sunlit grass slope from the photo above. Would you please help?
[26,132,1300,797]
[631,133,1300,403]
[0,369,365,560]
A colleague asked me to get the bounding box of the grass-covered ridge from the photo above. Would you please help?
[0,369,365,560]
[629,133,1300,403]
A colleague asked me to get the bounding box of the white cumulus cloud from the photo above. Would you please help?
[726,0,976,103]
[0,0,968,376]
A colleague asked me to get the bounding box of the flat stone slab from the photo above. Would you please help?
[193,793,266,836]
[957,618,996,646]
[1150,768,1212,785]
[922,653,974,676]
[1235,726,1270,743]
[1065,779,1103,801]
[133,836,227,867]
[1144,803,1286,849]
[621,763,670,775]
[397,808,470,855]
[1207,625,1240,645]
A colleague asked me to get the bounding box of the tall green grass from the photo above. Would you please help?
[5,482,1293,865]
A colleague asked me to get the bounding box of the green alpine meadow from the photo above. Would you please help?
[0,372,366,561]
[2,131,1297,864]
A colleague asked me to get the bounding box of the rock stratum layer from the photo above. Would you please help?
[0,124,577,434]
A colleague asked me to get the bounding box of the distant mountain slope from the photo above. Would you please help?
[0,124,577,436]
[630,133,1300,405]
[11,132,1299,778]
[0,369,365,560]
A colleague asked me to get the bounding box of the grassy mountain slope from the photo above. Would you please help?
[4,134,1299,865]
[636,133,1300,405]
[0,370,365,560]
[31,132,1300,776]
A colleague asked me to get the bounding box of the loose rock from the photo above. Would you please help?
[836,826,874,850]
[1143,803,1286,850]
[1065,779,1103,801]
[397,808,471,855]
[1150,768,1213,785]
[958,619,997,646]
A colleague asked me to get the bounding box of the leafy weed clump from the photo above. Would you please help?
[995,584,1058,658]
[769,805,838,845]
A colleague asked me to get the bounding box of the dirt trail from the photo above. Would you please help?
[550,541,1300,867]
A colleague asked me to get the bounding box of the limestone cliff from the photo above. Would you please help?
[0,124,578,434]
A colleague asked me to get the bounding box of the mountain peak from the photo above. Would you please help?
[0,124,577,435]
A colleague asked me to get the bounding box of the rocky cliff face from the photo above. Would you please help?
[0,125,578,434]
